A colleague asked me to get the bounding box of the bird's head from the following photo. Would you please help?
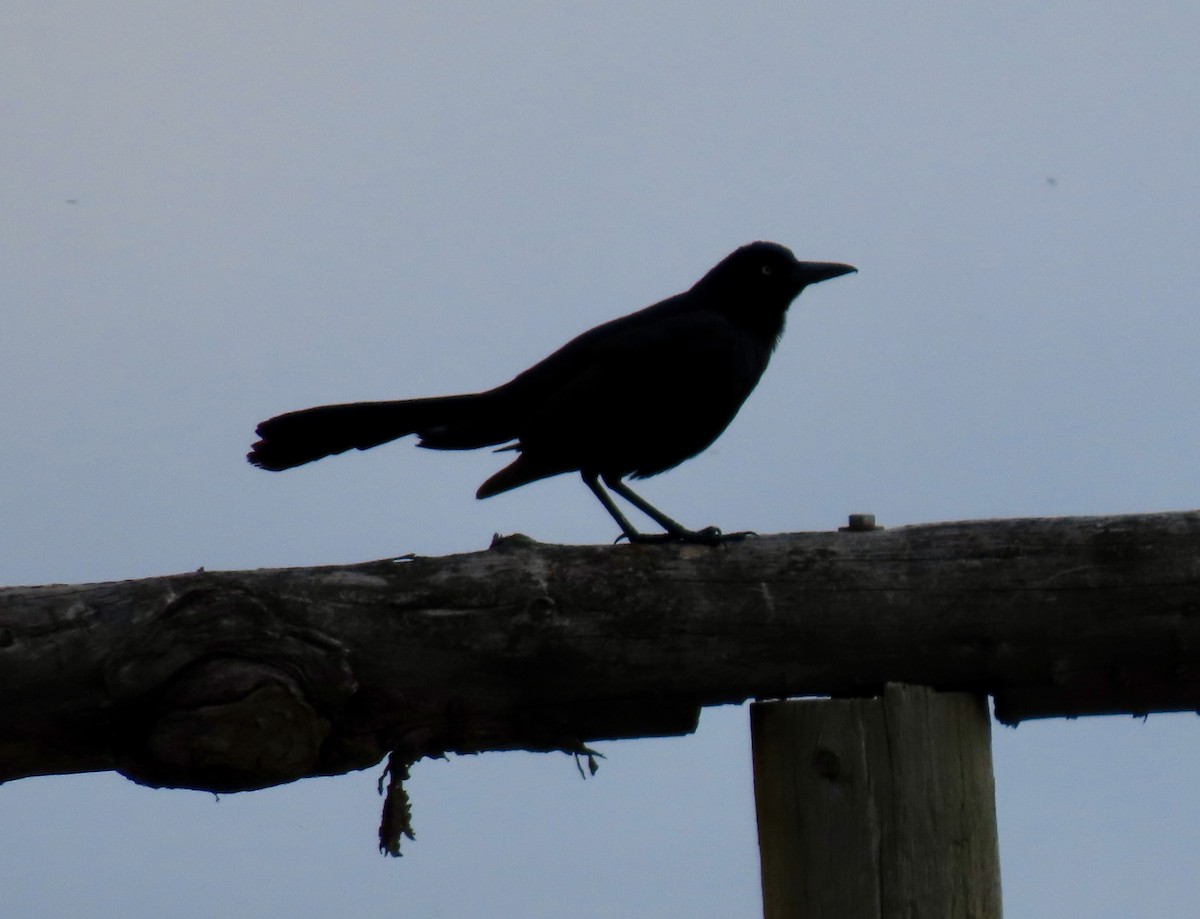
[696,241,856,338]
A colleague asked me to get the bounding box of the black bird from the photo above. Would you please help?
[248,242,855,543]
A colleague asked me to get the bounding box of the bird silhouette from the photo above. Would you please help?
[249,242,855,543]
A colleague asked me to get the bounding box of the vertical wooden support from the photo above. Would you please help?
[751,684,1002,919]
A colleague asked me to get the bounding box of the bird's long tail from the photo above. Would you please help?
[247,391,513,471]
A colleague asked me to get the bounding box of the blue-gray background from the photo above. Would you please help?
[3,3,1198,916]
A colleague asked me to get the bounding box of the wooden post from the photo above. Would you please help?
[751,685,1002,919]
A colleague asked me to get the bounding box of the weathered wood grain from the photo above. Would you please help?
[752,687,1002,919]
[3,510,1200,795]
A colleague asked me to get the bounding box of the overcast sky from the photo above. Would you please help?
[3,3,1199,917]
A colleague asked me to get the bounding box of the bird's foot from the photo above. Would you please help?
[619,526,756,546]
[715,529,757,542]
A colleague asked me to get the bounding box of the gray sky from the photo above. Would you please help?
[3,3,1199,916]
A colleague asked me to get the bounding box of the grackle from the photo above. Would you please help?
[248,242,855,544]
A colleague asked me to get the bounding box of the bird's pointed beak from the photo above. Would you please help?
[793,261,857,287]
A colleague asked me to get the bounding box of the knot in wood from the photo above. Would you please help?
[124,657,331,792]
[813,747,842,780]
[102,582,357,792]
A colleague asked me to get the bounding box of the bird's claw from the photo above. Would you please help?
[719,529,757,541]
[687,526,758,545]
[618,526,756,546]
[688,526,725,545]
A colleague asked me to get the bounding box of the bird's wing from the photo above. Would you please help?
[510,308,771,476]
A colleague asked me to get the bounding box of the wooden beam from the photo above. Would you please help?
[4,510,1200,796]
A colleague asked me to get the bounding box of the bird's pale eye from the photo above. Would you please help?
[760,264,773,275]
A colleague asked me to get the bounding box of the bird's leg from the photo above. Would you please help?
[599,474,753,545]
[583,472,645,543]
[603,476,692,537]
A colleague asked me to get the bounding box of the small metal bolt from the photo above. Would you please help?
[839,513,882,532]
